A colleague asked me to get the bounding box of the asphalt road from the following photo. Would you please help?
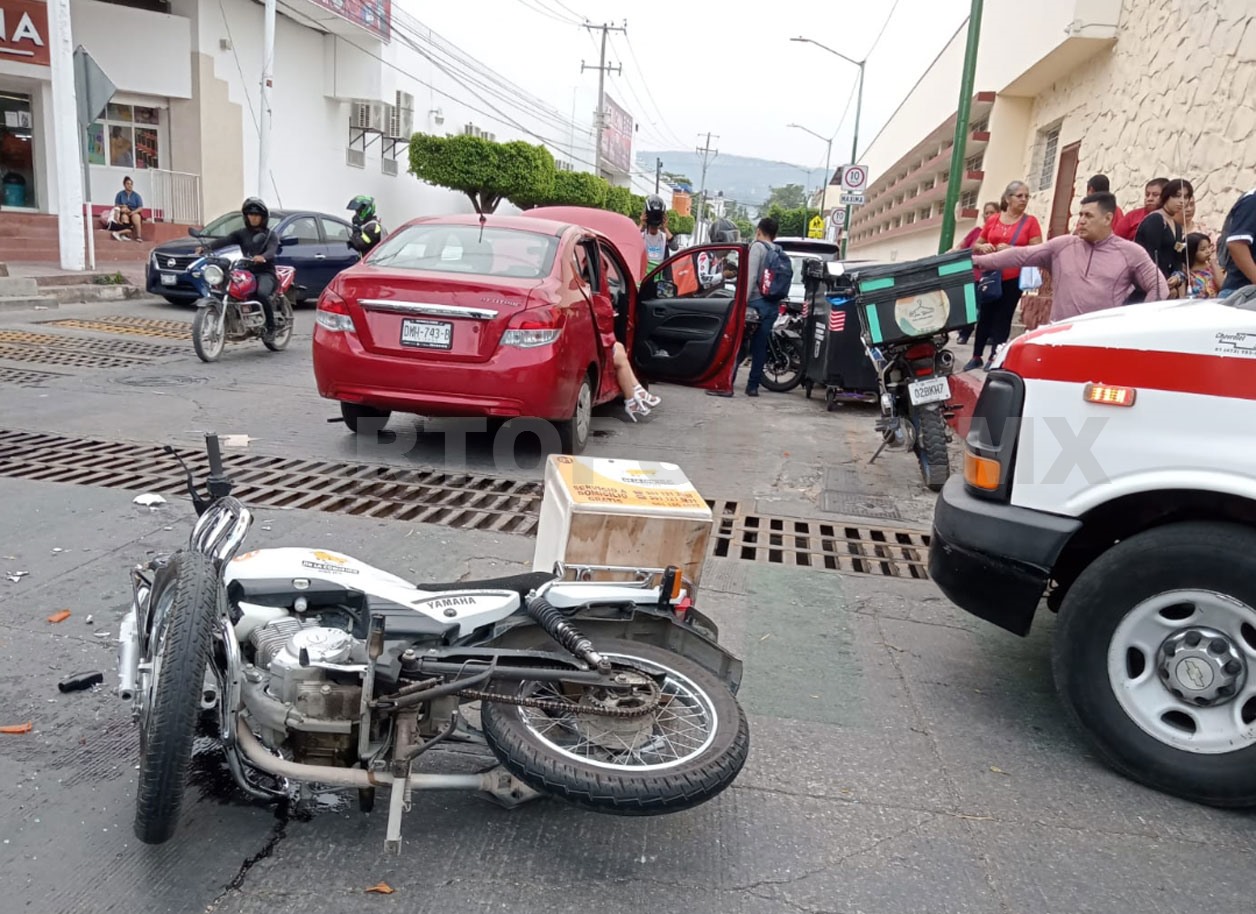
[0,298,1252,914]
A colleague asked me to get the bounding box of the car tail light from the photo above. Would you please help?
[905,342,935,376]
[315,289,356,333]
[501,308,562,348]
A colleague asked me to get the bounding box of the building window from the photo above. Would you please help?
[1032,122,1062,192]
[960,190,978,209]
[85,103,161,169]
[965,153,983,172]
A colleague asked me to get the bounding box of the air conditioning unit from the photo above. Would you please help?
[390,91,414,138]
[351,100,386,133]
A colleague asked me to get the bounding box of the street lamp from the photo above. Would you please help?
[790,36,865,257]
[787,123,833,241]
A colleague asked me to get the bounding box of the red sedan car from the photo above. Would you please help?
[311,207,750,453]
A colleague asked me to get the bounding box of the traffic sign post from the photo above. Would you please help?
[807,215,825,239]
[840,164,868,194]
[840,192,865,207]
[831,208,846,228]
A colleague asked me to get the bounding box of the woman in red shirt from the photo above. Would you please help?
[966,181,1043,370]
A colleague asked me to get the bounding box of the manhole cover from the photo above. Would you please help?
[820,491,904,521]
[115,375,208,388]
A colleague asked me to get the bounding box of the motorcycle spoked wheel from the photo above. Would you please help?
[263,297,295,352]
[910,404,950,492]
[480,638,750,815]
[759,334,803,393]
[191,302,227,362]
[134,551,222,845]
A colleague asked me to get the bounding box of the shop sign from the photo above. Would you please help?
[0,0,49,68]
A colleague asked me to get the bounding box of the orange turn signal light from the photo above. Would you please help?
[964,450,1001,490]
[1083,383,1136,406]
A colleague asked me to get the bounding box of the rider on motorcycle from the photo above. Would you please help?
[202,197,281,340]
[346,194,384,258]
[641,194,677,270]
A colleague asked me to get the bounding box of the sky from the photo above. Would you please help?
[398,0,975,178]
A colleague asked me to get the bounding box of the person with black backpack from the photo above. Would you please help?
[708,216,793,398]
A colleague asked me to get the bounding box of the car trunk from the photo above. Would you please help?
[340,270,546,363]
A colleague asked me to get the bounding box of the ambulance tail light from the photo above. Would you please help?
[963,369,1025,503]
[1083,383,1136,407]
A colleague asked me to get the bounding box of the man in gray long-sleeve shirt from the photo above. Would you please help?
[973,192,1168,325]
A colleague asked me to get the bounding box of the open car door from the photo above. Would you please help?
[629,243,749,393]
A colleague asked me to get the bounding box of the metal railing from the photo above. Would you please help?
[147,169,202,225]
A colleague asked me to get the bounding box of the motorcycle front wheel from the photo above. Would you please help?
[192,302,226,362]
[759,334,804,392]
[263,297,294,352]
[480,638,750,815]
[134,551,221,844]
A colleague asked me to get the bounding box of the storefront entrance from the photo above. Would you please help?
[0,89,36,209]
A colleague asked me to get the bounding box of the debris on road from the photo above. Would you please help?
[365,882,395,894]
[222,434,253,448]
[133,493,166,508]
[6,571,28,583]
[58,671,105,693]
[0,722,33,734]
[85,614,93,625]
[47,610,71,624]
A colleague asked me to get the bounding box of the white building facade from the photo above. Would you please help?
[846,0,1256,262]
[0,0,605,268]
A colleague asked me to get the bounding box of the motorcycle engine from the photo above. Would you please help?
[246,617,365,766]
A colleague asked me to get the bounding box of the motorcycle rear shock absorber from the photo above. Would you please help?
[525,596,612,673]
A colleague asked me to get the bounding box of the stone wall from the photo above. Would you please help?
[1021,0,1256,235]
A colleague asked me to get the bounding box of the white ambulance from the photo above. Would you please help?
[929,285,1256,808]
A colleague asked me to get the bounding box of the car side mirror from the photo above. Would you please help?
[187,227,201,238]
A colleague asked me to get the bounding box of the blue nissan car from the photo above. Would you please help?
[146,208,361,305]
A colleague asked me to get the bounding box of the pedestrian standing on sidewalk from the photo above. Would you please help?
[953,200,1000,345]
[1117,177,1168,240]
[1217,186,1256,298]
[971,192,1168,323]
[1135,178,1193,298]
[966,181,1043,370]
[708,216,779,399]
[1075,175,1124,232]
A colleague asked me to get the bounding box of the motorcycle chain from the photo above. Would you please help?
[457,673,663,719]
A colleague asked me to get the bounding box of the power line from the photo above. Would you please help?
[617,32,686,149]
[865,0,905,58]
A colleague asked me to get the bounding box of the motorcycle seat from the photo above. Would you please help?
[417,571,556,600]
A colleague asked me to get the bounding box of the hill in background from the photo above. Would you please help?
[637,149,835,213]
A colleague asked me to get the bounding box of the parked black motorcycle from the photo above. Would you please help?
[733,302,805,393]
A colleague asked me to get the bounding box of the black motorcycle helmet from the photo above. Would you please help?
[644,194,666,227]
[710,218,740,244]
[241,196,270,226]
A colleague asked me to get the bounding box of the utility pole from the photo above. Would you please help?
[581,21,625,179]
[655,158,662,194]
[259,0,276,200]
[695,132,718,243]
[48,0,84,270]
[938,0,985,253]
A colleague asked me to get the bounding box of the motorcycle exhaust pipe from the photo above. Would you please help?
[117,610,139,702]
[936,350,955,372]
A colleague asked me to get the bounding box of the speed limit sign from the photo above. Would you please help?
[841,165,868,194]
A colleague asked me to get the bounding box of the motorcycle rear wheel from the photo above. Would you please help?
[911,404,950,492]
[480,638,750,815]
[759,335,803,392]
[134,551,221,844]
[192,302,226,362]
[263,297,294,352]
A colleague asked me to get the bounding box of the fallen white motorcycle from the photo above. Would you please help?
[116,434,749,851]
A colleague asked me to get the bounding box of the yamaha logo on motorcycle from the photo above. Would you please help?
[116,434,750,852]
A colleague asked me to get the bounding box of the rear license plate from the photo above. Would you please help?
[908,376,950,406]
[160,273,177,286]
[400,318,452,350]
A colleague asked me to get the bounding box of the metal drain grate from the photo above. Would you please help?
[38,316,193,341]
[0,429,546,535]
[0,430,932,579]
[712,503,931,579]
[0,367,68,388]
[0,329,181,358]
[0,343,155,369]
